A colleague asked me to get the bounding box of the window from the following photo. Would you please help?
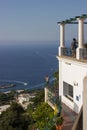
[63,81,73,102]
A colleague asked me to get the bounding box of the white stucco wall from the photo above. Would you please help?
[83,76,87,130]
[58,57,87,113]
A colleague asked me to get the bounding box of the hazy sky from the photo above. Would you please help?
[0,0,87,42]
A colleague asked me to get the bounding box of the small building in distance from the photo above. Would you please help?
[17,93,30,104]
[0,105,10,114]
[17,93,35,109]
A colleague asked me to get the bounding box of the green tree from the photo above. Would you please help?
[0,102,30,130]
[0,91,15,105]
[31,89,44,107]
[53,71,59,90]
[32,102,54,130]
[53,71,59,80]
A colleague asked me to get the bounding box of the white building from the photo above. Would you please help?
[17,93,30,104]
[0,105,10,114]
[17,93,35,104]
[57,14,87,115]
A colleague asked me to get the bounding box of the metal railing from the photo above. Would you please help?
[47,87,62,114]
[81,48,87,60]
[44,87,62,130]
[62,47,75,57]
[62,47,87,60]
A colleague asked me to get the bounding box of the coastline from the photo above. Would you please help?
[0,84,16,89]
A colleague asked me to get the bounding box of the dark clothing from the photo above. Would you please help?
[71,39,78,50]
[71,38,78,57]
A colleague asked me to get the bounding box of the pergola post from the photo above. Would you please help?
[58,23,65,56]
[76,18,85,60]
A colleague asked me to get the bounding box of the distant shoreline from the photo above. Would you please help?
[0,84,16,89]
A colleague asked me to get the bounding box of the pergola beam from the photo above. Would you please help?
[57,22,87,24]
[57,14,87,24]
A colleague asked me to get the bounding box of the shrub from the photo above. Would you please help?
[56,116,63,125]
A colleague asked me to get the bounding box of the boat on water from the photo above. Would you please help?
[0,84,16,89]
[24,83,28,86]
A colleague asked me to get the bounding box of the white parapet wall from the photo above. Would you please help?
[83,76,87,130]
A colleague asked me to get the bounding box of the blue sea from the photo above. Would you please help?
[0,41,58,92]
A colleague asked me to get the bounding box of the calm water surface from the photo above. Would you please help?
[0,41,58,91]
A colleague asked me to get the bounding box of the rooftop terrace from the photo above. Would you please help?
[58,14,87,62]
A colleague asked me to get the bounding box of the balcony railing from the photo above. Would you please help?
[62,47,75,57]
[61,47,87,60]
[81,48,87,59]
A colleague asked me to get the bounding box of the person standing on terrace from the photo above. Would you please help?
[71,38,78,57]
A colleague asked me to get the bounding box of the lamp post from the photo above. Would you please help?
[45,76,49,85]
[44,76,49,103]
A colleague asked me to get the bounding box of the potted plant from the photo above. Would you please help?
[55,116,63,130]
[50,125,56,130]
